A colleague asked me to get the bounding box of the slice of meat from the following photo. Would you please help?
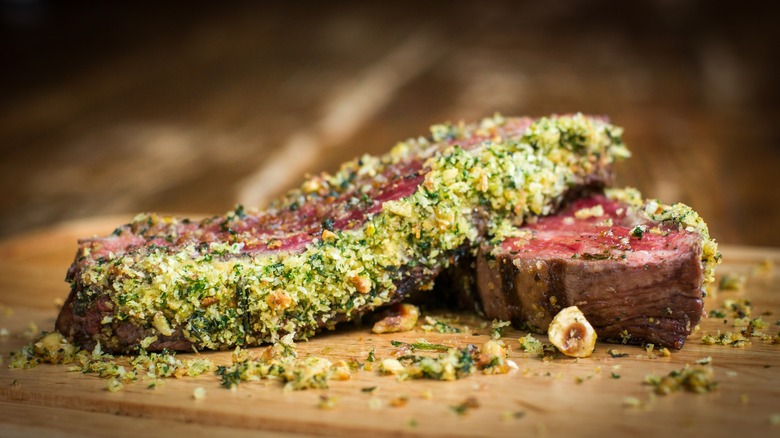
[469,190,719,349]
[56,114,629,353]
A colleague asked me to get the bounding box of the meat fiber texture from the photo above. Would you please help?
[468,188,720,349]
[56,114,629,353]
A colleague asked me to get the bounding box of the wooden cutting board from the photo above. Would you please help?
[0,217,778,438]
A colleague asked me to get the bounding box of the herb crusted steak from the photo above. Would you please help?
[56,114,629,353]
[468,189,720,349]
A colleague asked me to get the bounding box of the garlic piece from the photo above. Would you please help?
[548,306,597,358]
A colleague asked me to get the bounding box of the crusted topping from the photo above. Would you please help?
[68,114,629,351]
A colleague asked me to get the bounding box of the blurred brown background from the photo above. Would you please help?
[1,0,779,246]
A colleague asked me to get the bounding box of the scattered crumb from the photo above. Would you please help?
[644,365,718,395]
[450,396,480,416]
[318,394,337,410]
[421,316,461,334]
[709,309,727,319]
[723,299,752,318]
[622,396,643,409]
[719,274,746,291]
[740,394,749,405]
[0,305,13,317]
[701,330,750,348]
[389,395,409,407]
[696,357,712,365]
[770,414,780,426]
[421,389,433,400]
[407,419,418,428]
[518,334,543,355]
[501,410,526,421]
[368,397,382,409]
[22,322,39,340]
[491,320,511,339]
[106,378,124,392]
[752,259,774,276]
[192,386,206,400]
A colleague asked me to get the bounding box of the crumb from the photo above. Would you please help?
[106,378,123,393]
[318,394,337,410]
[622,396,643,409]
[719,274,746,291]
[501,410,526,421]
[192,387,206,400]
[389,395,409,407]
[450,396,480,415]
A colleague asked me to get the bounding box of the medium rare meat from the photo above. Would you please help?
[468,189,720,349]
[56,114,630,353]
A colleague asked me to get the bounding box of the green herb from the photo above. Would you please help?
[361,386,377,393]
[608,349,629,358]
[390,340,450,352]
[611,372,621,379]
[322,217,335,231]
[366,349,376,362]
[491,320,511,339]
[709,309,727,318]
[421,316,461,334]
[581,252,611,261]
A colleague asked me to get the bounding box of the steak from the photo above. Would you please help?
[465,189,720,349]
[56,114,629,353]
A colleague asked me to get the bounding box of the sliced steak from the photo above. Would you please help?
[471,191,714,349]
[56,114,629,353]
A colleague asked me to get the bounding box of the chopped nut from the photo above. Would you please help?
[350,274,372,294]
[152,312,174,337]
[380,358,406,376]
[200,297,219,307]
[547,306,597,358]
[372,303,419,334]
[321,229,337,242]
[265,290,293,310]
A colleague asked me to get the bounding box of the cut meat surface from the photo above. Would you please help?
[56,114,629,353]
[471,191,713,349]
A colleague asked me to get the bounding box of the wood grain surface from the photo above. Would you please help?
[1,1,780,246]
[0,218,778,437]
